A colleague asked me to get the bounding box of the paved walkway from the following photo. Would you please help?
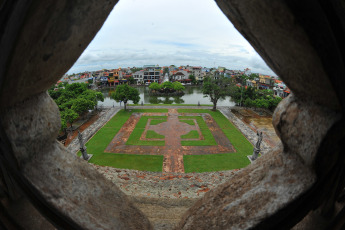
[105,109,235,173]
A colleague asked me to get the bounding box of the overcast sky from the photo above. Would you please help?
[67,0,275,76]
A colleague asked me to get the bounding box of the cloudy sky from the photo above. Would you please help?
[67,0,275,76]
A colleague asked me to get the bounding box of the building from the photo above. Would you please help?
[143,66,161,84]
[133,70,144,84]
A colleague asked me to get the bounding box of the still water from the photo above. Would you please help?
[97,86,235,107]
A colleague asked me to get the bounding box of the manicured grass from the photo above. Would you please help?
[126,116,166,146]
[181,130,199,139]
[146,130,165,139]
[130,104,212,106]
[179,119,195,125]
[178,109,253,172]
[84,109,167,172]
[150,119,167,125]
[178,116,216,146]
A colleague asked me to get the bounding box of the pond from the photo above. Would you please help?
[97,86,236,107]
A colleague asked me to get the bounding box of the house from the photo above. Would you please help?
[171,70,189,82]
[133,70,144,84]
[258,74,274,89]
[143,66,161,84]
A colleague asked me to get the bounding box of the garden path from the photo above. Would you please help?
[105,109,235,173]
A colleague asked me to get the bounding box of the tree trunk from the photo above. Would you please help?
[212,102,217,111]
[124,102,127,111]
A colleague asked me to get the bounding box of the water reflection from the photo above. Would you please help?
[97,86,235,107]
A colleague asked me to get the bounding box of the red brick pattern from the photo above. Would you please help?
[105,109,235,173]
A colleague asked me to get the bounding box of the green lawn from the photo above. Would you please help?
[146,130,165,139]
[179,116,216,146]
[84,108,252,173]
[129,104,212,106]
[178,109,253,172]
[126,116,167,146]
[181,130,199,139]
[179,119,195,125]
[150,119,167,125]
[84,109,167,172]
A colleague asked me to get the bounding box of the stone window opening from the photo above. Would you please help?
[1,0,345,229]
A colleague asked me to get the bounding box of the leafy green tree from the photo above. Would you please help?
[189,75,197,85]
[163,67,169,75]
[161,81,174,93]
[71,98,95,115]
[203,75,230,111]
[61,109,78,129]
[128,76,136,85]
[172,81,185,92]
[111,84,140,110]
[149,82,161,92]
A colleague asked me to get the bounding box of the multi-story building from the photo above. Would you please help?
[143,66,161,84]
[258,74,274,89]
[133,70,144,84]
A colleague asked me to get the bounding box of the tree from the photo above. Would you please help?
[71,98,95,115]
[189,75,197,85]
[111,84,140,110]
[128,76,136,85]
[149,82,161,92]
[61,109,78,129]
[203,75,230,111]
[163,67,169,75]
[172,81,185,92]
[161,81,174,93]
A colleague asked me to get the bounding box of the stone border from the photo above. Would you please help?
[218,106,272,155]
[67,107,121,153]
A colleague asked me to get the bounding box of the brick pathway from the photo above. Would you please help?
[105,109,235,173]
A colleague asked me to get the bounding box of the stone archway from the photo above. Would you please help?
[1,0,345,229]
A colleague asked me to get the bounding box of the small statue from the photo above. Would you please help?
[78,130,91,160]
[250,132,263,161]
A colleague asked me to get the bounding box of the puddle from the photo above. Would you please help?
[231,108,281,147]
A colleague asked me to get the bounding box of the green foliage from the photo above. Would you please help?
[131,67,143,73]
[128,76,136,84]
[149,82,161,91]
[111,84,140,110]
[188,75,197,84]
[146,130,165,139]
[178,109,252,172]
[48,82,104,131]
[161,81,173,90]
[60,109,78,127]
[229,86,281,110]
[203,76,231,110]
[172,81,185,92]
[163,67,169,75]
[181,130,199,139]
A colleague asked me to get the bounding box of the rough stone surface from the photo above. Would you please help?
[273,94,341,167]
[1,0,119,108]
[1,92,61,165]
[177,148,316,229]
[2,93,152,229]
[216,0,340,110]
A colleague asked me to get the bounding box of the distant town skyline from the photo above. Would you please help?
[67,0,276,76]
